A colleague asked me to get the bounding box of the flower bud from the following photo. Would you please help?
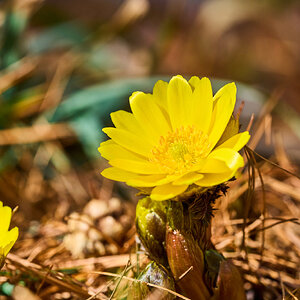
[166,227,211,300]
[135,197,168,266]
[213,260,246,300]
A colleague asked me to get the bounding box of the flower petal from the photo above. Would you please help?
[101,167,175,187]
[213,82,235,102]
[215,131,250,152]
[196,149,244,186]
[172,172,204,185]
[188,76,200,90]
[167,75,193,129]
[207,148,244,170]
[111,110,150,142]
[150,183,188,201]
[127,174,177,187]
[109,159,164,174]
[99,140,147,161]
[130,92,171,144]
[1,227,18,256]
[153,79,168,111]
[208,83,236,149]
[111,110,138,132]
[101,167,137,182]
[190,77,213,133]
[200,158,230,173]
[0,206,12,234]
[103,127,152,157]
[195,170,238,187]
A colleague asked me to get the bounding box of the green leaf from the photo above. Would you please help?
[51,77,168,122]
[27,22,88,54]
[0,282,15,296]
[69,112,104,158]
[0,10,28,69]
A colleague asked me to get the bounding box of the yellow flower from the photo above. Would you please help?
[0,202,18,266]
[99,76,250,201]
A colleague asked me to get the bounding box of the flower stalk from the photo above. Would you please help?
[135,189,246,300]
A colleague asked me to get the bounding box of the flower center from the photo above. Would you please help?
[150,126,211,174]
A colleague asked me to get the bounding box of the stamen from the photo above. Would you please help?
[150,126,211,174]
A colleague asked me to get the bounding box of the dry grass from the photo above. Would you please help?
[0,85,298,300]
[0,1,299,299]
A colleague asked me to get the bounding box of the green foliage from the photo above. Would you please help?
[0,282,14,296]
[1,10,27,68]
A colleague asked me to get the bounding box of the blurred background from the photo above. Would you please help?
[0,0,300,299]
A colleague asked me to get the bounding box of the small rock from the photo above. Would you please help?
[94,241,106,256]
[67,212,92,233]
[105,243,119,255]
[88,227,103,241]
[98,216,123,242]
[86,240,94,253]
[108,197,122,214]
[12,285,41,300]
[61,292,71,299]
[84,199,109,219]
[119,214,132,230]
[63,231,87,258]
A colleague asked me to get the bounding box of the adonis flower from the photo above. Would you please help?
[99,75,250,201]
[0,202,18,267]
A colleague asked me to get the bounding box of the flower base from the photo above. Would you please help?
[134,185,246,300]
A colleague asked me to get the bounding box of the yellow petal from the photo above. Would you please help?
[1,227,18,256]
[195,170,238,187]
[110,110,154,145]
[101,167,137,182]
[130,92,171,144]
[99,139,114,147]
[196,149,244,186]
[152,80,172,126]
[172,172,204,185]
[150,183,188,201]
[109,159,164,174]
[167,75,193,129]
[208,83,236,149]
[127,174,177,187]
[190,77,213,133]
[153,80,168,111]
[101,167,172,187]
[214,116,239,148]
[213,82,235,102]
[200,158,230,173]
[101,167,175,187]
[188,76,200,90]
[100,140,165,174]
[207,148,244,170]
[0,206,12,234]
[111,110,137,131]
[215,131,250,152]
[99,140,147,161]
[103,127,152,157]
